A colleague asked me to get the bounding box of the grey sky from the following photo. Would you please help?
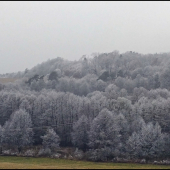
[0,1,170,74]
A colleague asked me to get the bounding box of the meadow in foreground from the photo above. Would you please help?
[0,156,169,169]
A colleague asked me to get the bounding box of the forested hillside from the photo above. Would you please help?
[1,50,170,161]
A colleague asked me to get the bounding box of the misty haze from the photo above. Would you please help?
[0,1,170,169]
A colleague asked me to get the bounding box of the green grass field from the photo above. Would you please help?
[0,156,169,169]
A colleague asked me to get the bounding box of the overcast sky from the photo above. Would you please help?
[0,1,170,74]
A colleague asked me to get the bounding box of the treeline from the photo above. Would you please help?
[0,51,170,161]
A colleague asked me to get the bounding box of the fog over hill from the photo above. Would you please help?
[1,51,170,161]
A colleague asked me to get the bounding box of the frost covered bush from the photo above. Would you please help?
[51,153,62,159]
[23,149,36,157]
[86,147,113,162]
[38,148,51,157]
[73,148,84,160]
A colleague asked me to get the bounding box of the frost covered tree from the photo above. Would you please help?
[71,115,89,151]
[126,122,166,159]
[126,132,142,158]
[115,113,129,143]
[41,128,60,150]
[88,108,121,158]
[160,66,170,90]
[0,125,3,153]
[140,122,166,159]
[105,84,119,100]
[3,109,33,152]
[48,71,58,81]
